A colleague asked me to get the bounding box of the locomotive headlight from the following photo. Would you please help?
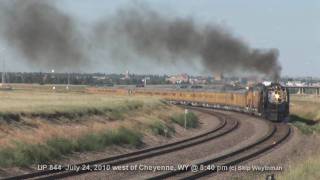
[274,93,280,100]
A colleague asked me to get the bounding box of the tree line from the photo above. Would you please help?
[2,72,169,85]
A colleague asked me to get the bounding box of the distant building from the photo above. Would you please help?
[121,70,130,80]
[312,82,320,87]
[92,76,107,80]
[286,81,306,87]
[243,76,264,86]
[166,74,189,84]
[213,72,224,81]
[189,77,208,84]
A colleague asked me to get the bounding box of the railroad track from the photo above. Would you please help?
[147,122,291,179]
[3,108,239,180]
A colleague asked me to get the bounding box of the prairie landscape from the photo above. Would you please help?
[278,95,320,180]
[0,89,198,168]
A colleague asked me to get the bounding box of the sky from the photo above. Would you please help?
[0,0,319,77]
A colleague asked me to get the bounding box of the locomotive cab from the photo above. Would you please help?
[262,83,290,121]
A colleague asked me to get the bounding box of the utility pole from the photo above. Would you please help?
[184,109,188,130]
[1,48,6,86]
[66,73,70,90]
[1,60,5,85]
[51,69,55,90]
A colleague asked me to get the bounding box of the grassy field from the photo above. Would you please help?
[290,95,320,134]
[278,95,320,180]
[171,112,199,129]
[0,127,143,167]
[9,83,87,92]
[278,154,320,180]
[0,90,199,167]
[0,90,157,115]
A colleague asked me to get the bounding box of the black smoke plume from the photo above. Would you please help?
[0,1,281,79]
[95,6,281,79]
[0,0,87,71]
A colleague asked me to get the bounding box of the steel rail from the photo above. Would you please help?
[182,125,291,179]
[147,123,291,180]
[3,108,237,180]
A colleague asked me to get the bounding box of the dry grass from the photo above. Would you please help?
[290,95,320,121]
[0,90,161,114]
[0,90,181,148]
[278,95,320,179]
[289,95,320,134]
[0,115,180,149]
[0,119,121,147]
[278,153,320,180]
[0,127,143,167]
[9,83,87,92]
[0,90,192,167]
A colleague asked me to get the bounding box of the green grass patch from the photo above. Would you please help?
[149,120,175,137]
[0,127,142,167]
[0,112,21,122]
[290,115,320,134]
[171,112,199,129]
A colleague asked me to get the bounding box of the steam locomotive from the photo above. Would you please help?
[87,83,290,122]
[260,83,290,121]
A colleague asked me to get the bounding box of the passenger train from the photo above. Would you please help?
[87,83,290,122]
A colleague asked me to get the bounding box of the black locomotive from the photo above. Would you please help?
[259,83,290,121]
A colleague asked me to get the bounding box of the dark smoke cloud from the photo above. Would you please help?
[95,6,281,79]
[0,0,87,71]
[0,1,281,79]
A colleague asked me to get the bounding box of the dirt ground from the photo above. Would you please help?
[72,110,271,180]
[205,124,320,180]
